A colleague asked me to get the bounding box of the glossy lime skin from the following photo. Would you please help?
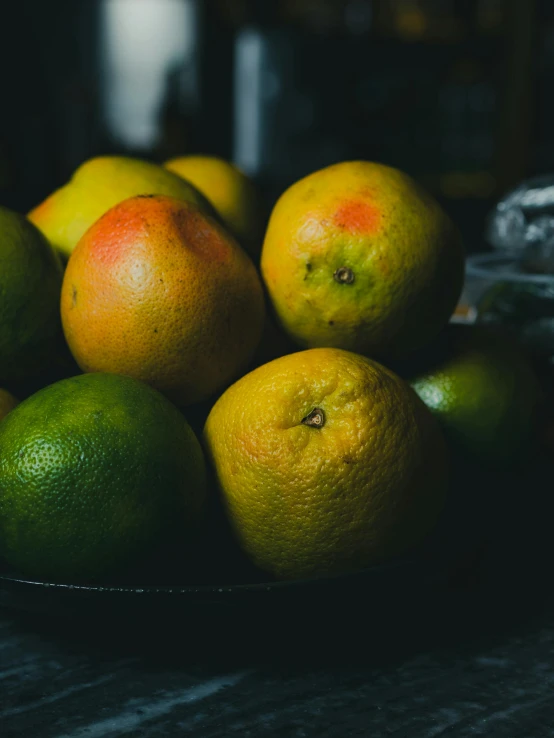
[0,373,207,581]
[407,325,541,466]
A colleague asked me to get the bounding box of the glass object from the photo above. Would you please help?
[462,252,554,361]
[462,172,554,360]
[486,173,554,273]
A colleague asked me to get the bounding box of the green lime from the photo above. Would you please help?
[403,324,541,466]
[0,206,64,382]
[0,373,207,581]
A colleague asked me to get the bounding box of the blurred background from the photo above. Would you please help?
[0,0,549,250]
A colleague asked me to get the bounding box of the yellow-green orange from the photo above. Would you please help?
[204,348,447,580]
[0,206,64,382]
[0,373,207,581]
[61,195,265,406]
[406,324,541,466]
[165,155,264,258]
[28,156,214,258]
[261,161,464,360]
[0,389,18,421]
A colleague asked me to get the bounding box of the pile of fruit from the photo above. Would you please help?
[0,156,543,583]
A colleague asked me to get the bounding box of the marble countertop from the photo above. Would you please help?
[3,580,554,738]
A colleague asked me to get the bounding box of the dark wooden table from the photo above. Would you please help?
[0,588,554,738]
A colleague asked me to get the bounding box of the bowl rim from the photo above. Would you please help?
[0,551,447,598]
[465,252,554,285]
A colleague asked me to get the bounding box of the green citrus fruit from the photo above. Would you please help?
[0,373,207,581]
[404,324,541,466]
[0,206,64,382]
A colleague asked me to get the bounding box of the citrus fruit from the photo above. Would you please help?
[0,206,64,382]
[0,373,207,581]
[0,389,18,421]
[28,156,214,259]
[165,155,264,258]
[261,161,464,360]
[203,348,448,580]
[404,324,541,465]
[61,195,265,406]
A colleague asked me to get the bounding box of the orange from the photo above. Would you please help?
[261,161,464,360]
[28,156,213,259]
[61,195,265,406]
[203,348,448,580]
[164,155,265,258]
